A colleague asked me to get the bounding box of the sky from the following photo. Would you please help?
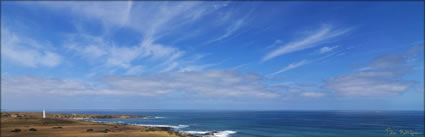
[1,1,424,111]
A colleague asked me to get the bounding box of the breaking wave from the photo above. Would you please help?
[134,124,189,129]
[183,130,237,137]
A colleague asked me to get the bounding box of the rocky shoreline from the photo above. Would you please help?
[85,120,202,137]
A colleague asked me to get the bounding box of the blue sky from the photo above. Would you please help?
[1,1,424,111]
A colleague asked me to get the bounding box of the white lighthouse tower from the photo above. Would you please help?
[43,109,46,119]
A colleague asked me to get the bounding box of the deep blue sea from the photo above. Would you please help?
[51,110,424,137]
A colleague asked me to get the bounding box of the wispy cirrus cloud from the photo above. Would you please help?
[207,18,245,43]
[20,2,253,75]
[319,46,338,54]
[44,2,225,74]
[271,60,309,75]
[263,25,351,62]
[125,65,144,75]
[205,7,256,45]
[1,28,62,68]
[65,33,185,70]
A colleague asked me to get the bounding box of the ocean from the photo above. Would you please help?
[53,110,424,137]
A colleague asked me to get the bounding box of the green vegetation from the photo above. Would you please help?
[103,129,110,133]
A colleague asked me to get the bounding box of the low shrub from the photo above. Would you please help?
[144,127,160,132]
[103,129,110,133]
[29,128,37,131]
[11,129,22,132]
[86,129,94,132]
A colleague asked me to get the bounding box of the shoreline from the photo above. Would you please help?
[1,112,199,137]
[79,118,202,137]
[81,116,236,137]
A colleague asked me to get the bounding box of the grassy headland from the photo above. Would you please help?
[1,112,196,137]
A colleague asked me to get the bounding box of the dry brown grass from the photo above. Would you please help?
[1,112,192,137]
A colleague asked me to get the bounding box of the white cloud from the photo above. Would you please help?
[265,40,283,50]
[319,46,338,54]
[125,65,144,75]
[301,92,325,97]
[162,62,180,72]
[271,60,309,75]
[40,52,62,67]
[102,70,279,97]
[65,33,185,70]
[1,29,62,67]
[178,64,216,72]
[84,45,107,58]
[205,8,255,44]
[232,63,249,70]
[2,70,280,98]
[139,39,183,61]
[66,37,108,59]
[208,18,245,43]
[65,33,212,74]
[325,73,411,96]
[2,76,94,96]
[268,83,327,98]
[324,55,413,96]
[263,25,350,62]
[45,2,219,73]
[32,2,254,74]
[105,46,141,68]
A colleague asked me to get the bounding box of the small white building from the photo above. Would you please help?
[43,109,46,119]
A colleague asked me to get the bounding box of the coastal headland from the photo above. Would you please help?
[1,112,197,137]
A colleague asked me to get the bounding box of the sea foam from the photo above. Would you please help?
[183,130,237,137]
[213,130,237,137]
[184,130,211,134]
[134,124,189,129]
[154,116,165,119]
